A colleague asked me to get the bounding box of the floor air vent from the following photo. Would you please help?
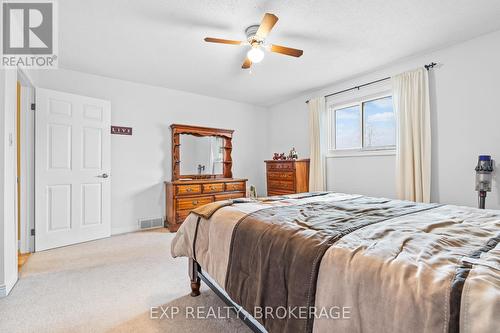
[139,217,164,230]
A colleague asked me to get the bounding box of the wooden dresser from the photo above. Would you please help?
[265,159,310,196]
[165,178,247,231]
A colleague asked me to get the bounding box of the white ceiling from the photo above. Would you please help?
[59,0,500,106]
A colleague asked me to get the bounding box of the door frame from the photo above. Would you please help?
[17,69,35,254]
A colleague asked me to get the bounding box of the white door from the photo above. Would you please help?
[35,88,111,251]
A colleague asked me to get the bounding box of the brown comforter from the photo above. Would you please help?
[171,193,500,333]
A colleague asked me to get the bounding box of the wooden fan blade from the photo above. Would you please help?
[270,44,303,57]
[255,13,278,39]
[204,37,242,45]
[242,58,252,69]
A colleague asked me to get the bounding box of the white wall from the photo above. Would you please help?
[0,68,19,297]
[325,155,396,198]
[28,69,269,234]
[268,29,500,210]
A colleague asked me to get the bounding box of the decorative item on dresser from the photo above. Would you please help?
[265,159,310,196]
[165,124,247,232]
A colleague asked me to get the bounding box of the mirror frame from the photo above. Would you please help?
[170,124,234,181]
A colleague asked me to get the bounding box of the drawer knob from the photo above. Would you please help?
[186,188,193,192]
[192,200,199,205]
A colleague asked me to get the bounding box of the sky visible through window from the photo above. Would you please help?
[335,105,360,149]
[363,96,395,147]
[333,96,395,149]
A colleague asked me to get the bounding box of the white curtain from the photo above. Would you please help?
[392,68,431,203]
[308,96,326,191]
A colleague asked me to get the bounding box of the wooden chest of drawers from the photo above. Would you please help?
[165,178,247,232]
[265,159,310,196]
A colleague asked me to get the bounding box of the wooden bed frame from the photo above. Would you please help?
[189,258,264,333]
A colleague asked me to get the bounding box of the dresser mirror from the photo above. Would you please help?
[179,134,224,176]
[171,124,234,180]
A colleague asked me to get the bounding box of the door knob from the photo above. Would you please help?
[97,173,109,178]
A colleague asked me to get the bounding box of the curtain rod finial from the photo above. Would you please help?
[424,62,437,70]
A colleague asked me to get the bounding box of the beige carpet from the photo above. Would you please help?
[0,230,251,333]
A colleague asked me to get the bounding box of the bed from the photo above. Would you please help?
[171,192,500,333]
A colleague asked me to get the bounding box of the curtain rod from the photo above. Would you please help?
[305,62,437,104]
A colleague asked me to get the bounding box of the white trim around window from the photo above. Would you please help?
[327,90,396,158]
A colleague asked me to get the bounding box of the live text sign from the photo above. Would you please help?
[111,126,132,135]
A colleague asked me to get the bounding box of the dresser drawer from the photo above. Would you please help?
[267,171,294,181]
[176,210,191,223]
[202,183,225,193]
[215,192,245,201]
[268,180,295,191]
[176,196,213,210]
[176,184,201,196]
[268,189,295,197]
[225,182,245,192]
[267,162,294,171]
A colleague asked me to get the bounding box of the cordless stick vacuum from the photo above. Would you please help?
[475,155,494,209]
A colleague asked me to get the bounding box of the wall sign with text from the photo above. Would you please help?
[111,126,132,135]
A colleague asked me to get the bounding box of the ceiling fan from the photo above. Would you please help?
[204,13,303,69]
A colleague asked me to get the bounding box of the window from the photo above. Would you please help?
[329,95,395,154]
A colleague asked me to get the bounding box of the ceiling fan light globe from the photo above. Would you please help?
[247,47,264,63]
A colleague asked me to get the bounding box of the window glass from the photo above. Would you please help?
[335,105,361,149]
[363,96,395,148]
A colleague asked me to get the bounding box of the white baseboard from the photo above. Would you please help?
[0,276,18,298]
[111,224,140,235]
